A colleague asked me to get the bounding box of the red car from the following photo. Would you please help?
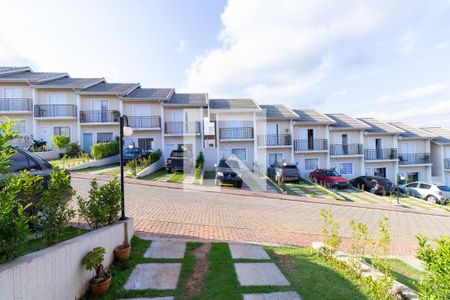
[309,169,349,189]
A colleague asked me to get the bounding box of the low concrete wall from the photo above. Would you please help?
[0,219,134,300]
[35,149,61,160]
[70,154,120,171]
[137,158,164,178]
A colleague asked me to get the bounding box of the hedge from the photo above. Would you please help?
[90,141,119,160]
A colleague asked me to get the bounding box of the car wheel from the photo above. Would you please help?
[236,181,243,188]
[426,195,437,204]
[167,168,172,174]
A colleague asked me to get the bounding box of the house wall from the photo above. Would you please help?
[329,130,362,144]
[398,165,432,182]
[35,119,79,147]
[364,134,397,149]
[218,140,255,170]
[126,130,163,151]
[364,161,397,182]
[397,138,430,153]
[256,148,293,167]
[294,152,329,177]
[163,107,202,122]
[330,156,364,178]
[0,114,33,137]
[79,125,119,146]
[0,82,32,99]
[293,125,328,139]
[255,119,291,135]
[79,95,121,111]
[122,101,162,116]
[163,135,202,159]
[35,88,77,105]
[430,142,444,178]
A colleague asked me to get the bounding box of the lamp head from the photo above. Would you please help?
[123,126,133,137]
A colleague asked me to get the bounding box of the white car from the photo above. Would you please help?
[403,182,450,205]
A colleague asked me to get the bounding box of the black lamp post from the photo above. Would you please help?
[119,115,133,221]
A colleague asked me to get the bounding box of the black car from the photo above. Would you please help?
[215,158,243,188]
[350,176,394,195]
[4,147,55,182]
[123,147,151,163]
[267,162,300,183]
[165,150,194,173]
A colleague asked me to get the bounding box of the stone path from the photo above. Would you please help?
[123,239,301,299]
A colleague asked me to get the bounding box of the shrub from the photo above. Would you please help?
[127,159,138,176]
[0,119,19,174]
[149,149,161,164]
[195,166,202,179]
[66,142,82,158]
[416,235,450,299]
[52,135,70,150]
[77,177,121,229]
[38,169,75,245]
[195,151,205,168]
[82,247,108,282]
[320,206,341,253]
[91,141,119,160]
[349,219,373,259]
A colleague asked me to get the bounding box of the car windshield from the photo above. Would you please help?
[438,186,450,192]
[282,165,298,169]
[324,171,339,176]
[219,160,240,169]
[377,179,391,185]
[171,151,188,158]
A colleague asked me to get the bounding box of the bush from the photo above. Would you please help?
[77,177,121,229]
[38,169,75,245]
[149,149,161,164]
[195,151,205,168]
[0,119,19,174]
[66,142,82,158]
[91,141,119,160]
[52,135,70,150]
[127,159,138,176]
[416,235,450,299]
[82,247,108,281]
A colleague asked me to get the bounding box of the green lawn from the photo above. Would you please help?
[18,226,89,258]
[139,168,167,180]
[203,171,216,180]
[365,258,423,291]
[168,172,185,183]
[73,163,119,173]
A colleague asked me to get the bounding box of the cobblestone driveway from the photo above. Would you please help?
[72,177,450,255]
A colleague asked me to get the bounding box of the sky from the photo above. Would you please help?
[1,0,450,127]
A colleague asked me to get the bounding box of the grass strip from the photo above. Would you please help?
[72,163,119,173]
[139,168,167,180]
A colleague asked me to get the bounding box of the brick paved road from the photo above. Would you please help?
[72,177,450,255]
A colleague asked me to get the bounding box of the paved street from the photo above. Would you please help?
[72,177,450,255]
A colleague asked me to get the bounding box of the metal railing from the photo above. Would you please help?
[398,153,431,165]
[34,104,77,117]
[364,148,398,160]
[79,110,119,123]
[164,121,201,134]
[293,139,328,151]
[444,158,450,169]
[219,127,254,140]
[257,134,292,146]
[330,143,363,155]
[128,116,161,128]
[0,98,32,111]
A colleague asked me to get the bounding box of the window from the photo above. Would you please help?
[419,183,431,189]
[339,163,353,175]
[406,183,418,188]
[97,132,114,143]
[268,153,283,166]
[305,158,318,171]
[48,94,66,104]
[231,148,247,161]
[138,138,154,150]
[11,120,26,135]
[8,152,30,172]
[54,126,70,137]
[4,87,22,98]
[373,167,386,178]
[407,172,419,183]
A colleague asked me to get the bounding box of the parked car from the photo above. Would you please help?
[164,149,193,173]
[123,147,151,163]
[309,169,349,189]
[400,181,450,204]
[214,158,243,188]
[350,176,395,195]
[267,162,300,183]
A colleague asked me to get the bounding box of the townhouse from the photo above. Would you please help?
[421,127,450,185]
[291,109,335,177]
[357,118,403,182]
[326,113,369,179]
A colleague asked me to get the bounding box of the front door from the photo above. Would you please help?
[342,134,349,154]
[92,100,108,122]
[266,124,278,145]
[38,126,52,149]
[374,167,386,178]
[82,133,93,153]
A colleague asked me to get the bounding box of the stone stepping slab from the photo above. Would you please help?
[229,244,270,260]
[144,240,186,259]
[123,263,181,290]
[234,263,290,286]
[244,291,302,300]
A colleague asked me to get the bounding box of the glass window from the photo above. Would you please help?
[11,120,26,135]
[231,148,247,161]
[419,183,431,189]
[54,126,70,137]
[406,183,418,188]
[268,153,283,166]
[438,186,450,192]
[339,163,353,175]
[7,152,30,172]
[305,158,318,171]
[138,138,154,150]
[97,132,113,143]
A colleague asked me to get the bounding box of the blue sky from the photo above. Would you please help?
[1,0,450,127]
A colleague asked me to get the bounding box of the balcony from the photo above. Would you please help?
[164,121,201,135]
[330,143,363,156]
[219,127,254,140]
[294,139,328,151]
[445,158,450,170]
[128,116,161,129]
[364,148,398,161]
[257,134,292,147]
[0,98,32,112]
[80,110,119,123]
[398,153,431,165]
[34,104,77,118]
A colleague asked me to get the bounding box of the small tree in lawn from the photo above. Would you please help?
[320,206,341,255]
[52,135,70,150]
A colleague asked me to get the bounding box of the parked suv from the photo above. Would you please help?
[165,150,193,173]
[215,158,243,188]
[267,162,299,183]
[309,169,349,189]
[350,176,395,195]
[401,182,450,204]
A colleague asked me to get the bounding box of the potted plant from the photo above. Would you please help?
[114,221,131,262]
[82,247,111,296]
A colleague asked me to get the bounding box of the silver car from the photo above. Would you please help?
[402,181,450,204]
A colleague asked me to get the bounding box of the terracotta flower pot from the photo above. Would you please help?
[90,273,111,296]
[114,244,131,262]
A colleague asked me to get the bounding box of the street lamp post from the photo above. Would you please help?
[119,115,133,221]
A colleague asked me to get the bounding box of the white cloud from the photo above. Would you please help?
[184,0,414,99]
[377,82,449,104]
